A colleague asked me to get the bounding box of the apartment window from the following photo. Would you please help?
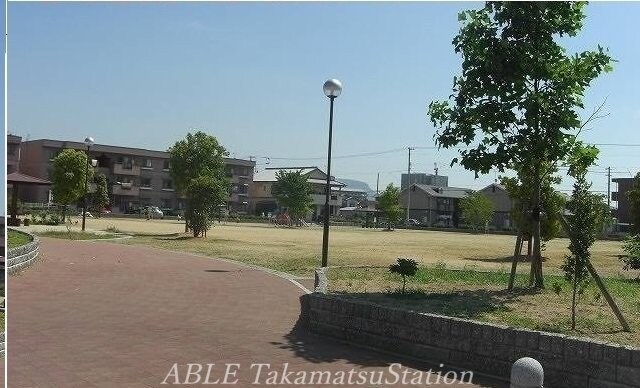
[118,156,133,169]
[140,177,152,188]
[162,179,173,189]
[142,159,153,169]
[163,160,170,170]
[331,195,338,201]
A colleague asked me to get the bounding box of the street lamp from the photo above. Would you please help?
[82,136,95,231]
[321,78,342,268]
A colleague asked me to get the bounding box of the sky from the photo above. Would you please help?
[7,2,640,202]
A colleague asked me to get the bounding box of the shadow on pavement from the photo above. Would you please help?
[272,316,508,387]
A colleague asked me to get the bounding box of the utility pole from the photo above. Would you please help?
[406,147,414,224]
[607,166,611,209]
[376,172,380,195]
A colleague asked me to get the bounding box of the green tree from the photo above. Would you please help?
[93,173,110,216]
[389,258,419,295]
[185,175,229,237]
[271,170,313,225]
[168,131,229,231]
[627,173,640,234]
[561,143,600,330]
[501,164,565,243]
[51,149,93,222]
[377,184,403,230]
[459,191,494,232]
[428,2,613,288]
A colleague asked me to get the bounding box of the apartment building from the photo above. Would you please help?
[612,176,638,225]
[401,173,448,190]
[7,134,22,174]
[479,182,514,230]
[400,184,473,227]
[16,138,255,214]
[250,167,345,219]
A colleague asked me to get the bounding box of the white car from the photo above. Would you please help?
[142,206,164,219]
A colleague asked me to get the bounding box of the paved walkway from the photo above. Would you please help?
[8,239,504,387]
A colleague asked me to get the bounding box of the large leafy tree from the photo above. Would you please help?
[377,184,403,230]
[185,175,229,237]
[168,131,229,231]
[51,149,93,222]
[271,170,313,225]
[627,173,640,234]
[459,191,494,232]
[428,2,613,288]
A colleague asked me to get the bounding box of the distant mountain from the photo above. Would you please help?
[337,178,377,198]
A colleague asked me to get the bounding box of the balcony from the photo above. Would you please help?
[311,194,341,206]
[113,164,141,176]
[112,184,140,197]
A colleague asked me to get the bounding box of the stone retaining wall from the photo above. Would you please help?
[300,293,640,388]
[7,229,40,274]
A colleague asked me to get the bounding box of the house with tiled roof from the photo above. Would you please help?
[249,166,346,220]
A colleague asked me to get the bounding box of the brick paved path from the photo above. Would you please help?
[8,239,504,387]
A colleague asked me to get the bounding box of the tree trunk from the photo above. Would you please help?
[571,267,578,330]
[508,232,523,290]
[531,170,545,288]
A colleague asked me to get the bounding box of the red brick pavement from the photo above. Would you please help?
[8,239,505,388]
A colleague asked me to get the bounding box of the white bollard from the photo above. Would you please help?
[510,357,544,388]
[314,267,327,294]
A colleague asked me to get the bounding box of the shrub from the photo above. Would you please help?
[389,258,419,295]
[620,234,640,273]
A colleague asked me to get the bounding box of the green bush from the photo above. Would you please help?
[620,234,640,273]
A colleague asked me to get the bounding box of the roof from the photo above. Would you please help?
[253,167,345,187]
[480,182,507,192]
[21,139,255,166]
[7,172,51,185]
[339,206,379,213]
[407,184,472,199]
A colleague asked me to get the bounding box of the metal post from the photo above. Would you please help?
[406,147,414,224]
[321,97,335,267]
[82,145,90,231]
[607,166,611,209]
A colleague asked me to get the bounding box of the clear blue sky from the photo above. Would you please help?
[7,2,640,200]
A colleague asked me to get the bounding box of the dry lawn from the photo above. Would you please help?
[76,217,629,278]
[328,267,640,346]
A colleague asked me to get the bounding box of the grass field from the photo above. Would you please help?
[65,217,639,345]
[7,229,32,248]
[77,217,628,278]
[328,265,640,346]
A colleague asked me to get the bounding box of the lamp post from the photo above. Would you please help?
[321,79,342,268]
[82,136,94,231]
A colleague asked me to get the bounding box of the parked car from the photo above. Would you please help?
[406,218,421,226]
[142,206,164,219]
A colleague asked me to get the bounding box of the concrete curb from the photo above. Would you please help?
[7,229,40,275]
